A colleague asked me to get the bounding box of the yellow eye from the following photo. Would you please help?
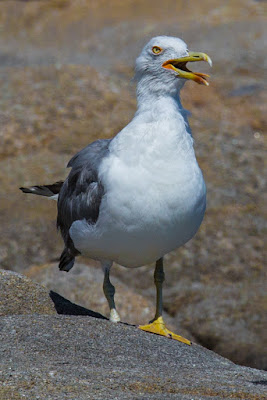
[152,46,162,55]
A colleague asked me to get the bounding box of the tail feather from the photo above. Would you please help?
[59,248,76,272]
[20,181,63,198]
[21,180,79,272]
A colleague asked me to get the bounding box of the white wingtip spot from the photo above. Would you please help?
[49,194,59,201]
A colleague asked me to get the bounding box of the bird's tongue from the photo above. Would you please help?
[163,63,210,86]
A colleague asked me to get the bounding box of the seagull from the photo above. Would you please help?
[20,36,212,345]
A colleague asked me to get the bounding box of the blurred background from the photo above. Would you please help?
[0,0,266,369]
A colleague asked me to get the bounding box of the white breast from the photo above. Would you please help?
[70,114,206,268]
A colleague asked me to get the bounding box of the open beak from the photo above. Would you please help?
[162,52,212,86]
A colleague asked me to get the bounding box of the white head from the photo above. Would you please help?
[135,36,212,100]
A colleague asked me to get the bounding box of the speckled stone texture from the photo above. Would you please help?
[0,269,56,316]
[0,315,266,400]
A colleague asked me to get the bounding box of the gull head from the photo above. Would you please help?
[135,36,212,96]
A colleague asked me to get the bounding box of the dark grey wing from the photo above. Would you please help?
[67,139,111,169]
[57,139,111,271]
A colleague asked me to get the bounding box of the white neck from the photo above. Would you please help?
[135,78,192,137]
[136,91,190,132]
[110,81,194,164]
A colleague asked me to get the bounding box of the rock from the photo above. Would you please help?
[165,281,267,371]
[0,315,266,400]
[24,262,176,328]
[0,269,56,316]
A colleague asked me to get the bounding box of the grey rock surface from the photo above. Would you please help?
[165,280,267,370]
[0,269,56,316]
[0,315,266,400]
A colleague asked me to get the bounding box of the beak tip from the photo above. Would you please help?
[207,56,213,67]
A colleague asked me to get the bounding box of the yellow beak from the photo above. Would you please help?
[162,51,212,86]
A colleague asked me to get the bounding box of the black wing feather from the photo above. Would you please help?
[57,139,111,270]
[20,181,63,197]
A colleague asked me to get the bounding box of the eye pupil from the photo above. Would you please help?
[152,46,162,54]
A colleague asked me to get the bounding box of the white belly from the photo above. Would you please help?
[70,153,206,267]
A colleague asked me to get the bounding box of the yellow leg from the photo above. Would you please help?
[139,258,191,345]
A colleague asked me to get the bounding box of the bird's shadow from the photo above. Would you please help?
[49,291,108,320]
[49,291,134,327]
[252,380,267,386]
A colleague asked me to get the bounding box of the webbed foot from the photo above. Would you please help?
[139,316,191,345]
